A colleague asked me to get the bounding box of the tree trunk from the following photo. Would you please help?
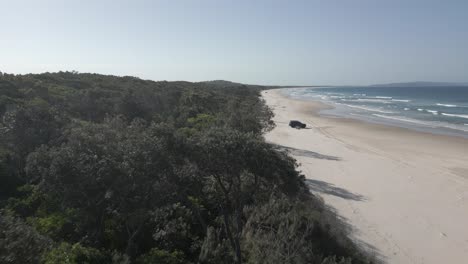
[125,222,144,258]
[221,207,242,264]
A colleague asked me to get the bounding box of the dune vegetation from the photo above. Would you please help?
[0,72,370,263]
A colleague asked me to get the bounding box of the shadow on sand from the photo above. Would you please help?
[305,179,367,202]
[272,144,341,161]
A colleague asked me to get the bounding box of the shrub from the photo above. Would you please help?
[42,242,107,264]
[136,248,186,264]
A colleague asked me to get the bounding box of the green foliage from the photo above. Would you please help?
[135,248,186,264]
[0,212,51,264]
[198,226,236,263]
[31,213,68,236]
[187,113,217,130]
[5,185,43,217]
[29,209,77,240]
[0,153,22,200]
[242,195,370,264]
[42,242,107,264]
[151,203,198,254]
[1,98,67,160]
[242,196,320,264]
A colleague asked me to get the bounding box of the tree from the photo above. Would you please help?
[41,242,107,264]
[189,128,304,263]
[0,212,51,263]
[25,118,182,258]
[0,98,67,177]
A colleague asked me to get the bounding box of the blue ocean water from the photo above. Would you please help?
[284,86,468,137]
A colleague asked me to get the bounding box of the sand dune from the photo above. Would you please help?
[262,89,468,264]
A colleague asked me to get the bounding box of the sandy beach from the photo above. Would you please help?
[262,89,468,264]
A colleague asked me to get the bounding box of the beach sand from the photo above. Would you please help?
[262,89,468,264]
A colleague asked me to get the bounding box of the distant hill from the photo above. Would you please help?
[371,81,468,87]
[199,80,317,90]
[199,80,248,87]
[199,79,282,90]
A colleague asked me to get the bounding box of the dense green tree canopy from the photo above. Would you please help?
[0,72,371,263]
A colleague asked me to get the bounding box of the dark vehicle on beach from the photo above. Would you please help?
[289,120,306,129]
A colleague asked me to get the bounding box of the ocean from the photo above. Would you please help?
[284,86,468,138]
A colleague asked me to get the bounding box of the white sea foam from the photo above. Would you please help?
[441,113,468,119]
[372,114,430,125]
[417,109,439,115]
[357,99,391,104]
[449,125,468,133]
[372,114,468,133]
[404,108,410,111]
[392,99,411,102]
[342,104,395,114]
[375,96,392,99]
[437,103,457,107]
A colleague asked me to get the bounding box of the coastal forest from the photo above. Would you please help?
[0,72,370,264]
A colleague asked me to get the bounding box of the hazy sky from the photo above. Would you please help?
[1,0,467,85]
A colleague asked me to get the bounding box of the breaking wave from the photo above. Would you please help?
[356,98,391,104]
[372,114,468,132]
[441,113,468,119]
[417,109,438,115]
[392,99,411,102]
[437,103,457,107]
[339,104,395,114]
[372,114,431,125]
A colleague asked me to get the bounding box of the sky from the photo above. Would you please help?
[1,0,467,85]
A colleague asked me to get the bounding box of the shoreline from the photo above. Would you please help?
[262,89,468,263]
[279,88,468,140]
[267,89,468,165]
